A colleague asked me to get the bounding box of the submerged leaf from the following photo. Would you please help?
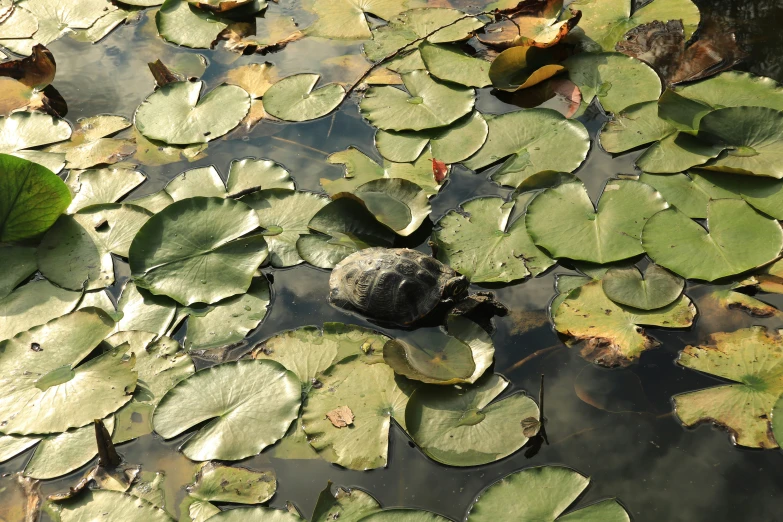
[602,265,684,310]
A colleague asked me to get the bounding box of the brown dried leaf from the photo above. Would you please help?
[0,44,56,89]
[432,158,448,184]
[226,62,277,98]
[148,59,179,87]
[326,406,354,428]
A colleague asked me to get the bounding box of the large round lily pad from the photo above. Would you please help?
[129,197,269,306]
[263,74,346,122]
[156,0,230,48]
[153,359,301,461]
[602,264,685,310]
[419,42,491,88]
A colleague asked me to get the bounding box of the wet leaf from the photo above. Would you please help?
[307,0,413,40]
[312,483,382,522]
[526,180,668,264]
[642,199,783,281]
[188,461,276,504]
[463,109,589,188]
[153,359,300,461]
[0,280,81,341]
[156,0,229,48]
[433,193,554,283]
[65,167,147,214]
[602,264,684,310]
[360,70,474,131]
[674,327,783,448]
[419,42,490,87]
[327,406,355,427]
[56,489,173,522]
[0,112,71,172]
[553,280,696,367]
[488,45,566,91]
[337,178,431,236]
[406,374,539,466]
[135,81,250,145]
[263,73,345,122]
[129,197,269,306]
[466,465,630,521]
[0,308,135,435]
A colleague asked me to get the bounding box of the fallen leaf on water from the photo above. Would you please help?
[147,59,179,87]
[326,406,354,428]
[0,44,56,89]
[432,159,448,183]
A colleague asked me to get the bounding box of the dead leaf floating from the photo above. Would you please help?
[326,406,355,428]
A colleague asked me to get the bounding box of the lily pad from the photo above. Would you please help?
[599,101,674,154]
[375,112,488,164]
[674,71,783,111]
[204,507,302,521]
[361,511,451,522]
[636,132,725,174]
[14,0,118,47]
[433,193,554,283]
[488,46,566,91]
[466,465,630,521]
[526,180,668,264]
[188,461,276,504]
[0,280,81,341]
[156,0,230,49]
[263,74,345,122]
[115,281,178,337]
[602,265,685,310]
[0,308,135,435]
[241,189,331,267]
[129,197,269,306]
[642,199,783,281]
[307,0,412,40]
[0,111,71,173]
[0,153,71,242]
[312,483,382,522]
[135,81,250,145]
[227,157,295,195]
[338,178,431,237]
[0,245,36,300]
[65,167,147,214]
[773,394,783,447]
[674,327,783,448]
[419,42,491,88]
[48,115,135,170]
[56,489,173,522]
[301,353,412,470]
[24,418,115,480]
[406,374,539,466]
[637,170,738,219]
[463,109,590,188]
[226,62,278,98]
[553,280,696,366]
[153,359,301,461]
[360,71,474,132]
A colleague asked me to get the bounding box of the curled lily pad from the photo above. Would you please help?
[489,46,566,91]
[433,193,554,283]
[135,81,250,145]
[312,483,382,522]
[602,265,684,310]
[360,71,474,132]
[156,0,229,48]
[0,112,71,173]
[56,489,173,522]
[466,465,630,521]
[0,280,81,341]
[0,308,135,435]
[0,153,71,242]
[153,359,301,461]
[642,199,783,281]
[553,280,696,367]
[263,74,346,122]
[306,0,412,40]
[674,327,783,448]
[406,374,539,466]
[129,197,269,306]
[526,180,668,264]
[338,178,431,237]
[463,109,589,188]
[419,42,491,88]
[65,167,147,214]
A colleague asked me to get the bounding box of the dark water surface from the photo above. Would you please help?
[3,1,783,520]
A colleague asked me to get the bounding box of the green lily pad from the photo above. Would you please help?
[488,46,566,91]
[135,81,250,145]
[69,4,139,43]
[203,507,302,521]
[674,71,783,111]
[466,465,630,521]
[0,434,39,464]
[115,281,178,338]
[562,52,661,114]
[184,276,271,351]
[56,489,173,522]
[772,394,783,448]
[375,112,488,164]
[360,71,474,132]
[296,198,396,269]
[339,178,431,237]
[553,280,696,366]
[153,359,301,461]
[312,483,382,522]
[406,373,539,466]
[156,0,229,48]
[637,171,738,219]
[307,0,413,40]
[129,197,269,306]
[0,4,38,39]
[0,112,71,172]
[642,199,783,281]
[0,153,71,242]
[65,167,147,214]
[361,511,451,522]
[419,42,491,88]
[602,265,684,310]
[674,327,783,448]
[0,245,37,300]
[301,353,413,470]
[188,461,276,504]
[0,280,81,341]
[0,308,136,435]
[24,418,115,480]
[526,180,668,264]
[433,193,554,283]
[38,203,152,291]
[227,157,295,195]
[47,115,135,170]
[636,132,725,174]
[463,109,589,188]
[12,0,119,48]
[600,101,673,153]
[241,189,330,267]
[263,74,346,122]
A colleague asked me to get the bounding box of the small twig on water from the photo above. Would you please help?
[502,344,561,373]
[539,374,549,445]
[270,136,330,156]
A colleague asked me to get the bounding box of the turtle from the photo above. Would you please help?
[328,248,505,328]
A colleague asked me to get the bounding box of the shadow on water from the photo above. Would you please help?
[2,1,783,521]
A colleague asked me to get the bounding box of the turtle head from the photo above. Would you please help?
[443,275,469,301]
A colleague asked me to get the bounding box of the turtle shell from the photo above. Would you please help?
[329,248,463,326]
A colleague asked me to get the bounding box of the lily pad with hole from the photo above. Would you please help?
[553,280,696,367]
[418,42,491,88]
[602,265,684,310]
[433,193,554,283]
[674,327,783,448]
[129,197,269,306]
[0,308,135,435]
[302,353,413,470]
[312,483,381,522]
[241,189,331,267]
[156,0,230,48]
[153,359,300,461]
[0,153,71,242]
[406,373,539,466]
[0,245,36,300]
[307,0,413,40]
[114,281,178,338]
[263,74,346,122]
[56,489,173,522]
[488,46,566,91]
[463,109,589,188]
[337,178,431,237]
[360,71,474,132]
[0,280,81,341]
[65,167,147,214]
[135,81,250,145]
[642,199,783,281]
[526,180,668,264]
[466,465,630,521]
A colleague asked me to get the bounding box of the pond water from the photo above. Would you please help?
[2,0,783,520]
